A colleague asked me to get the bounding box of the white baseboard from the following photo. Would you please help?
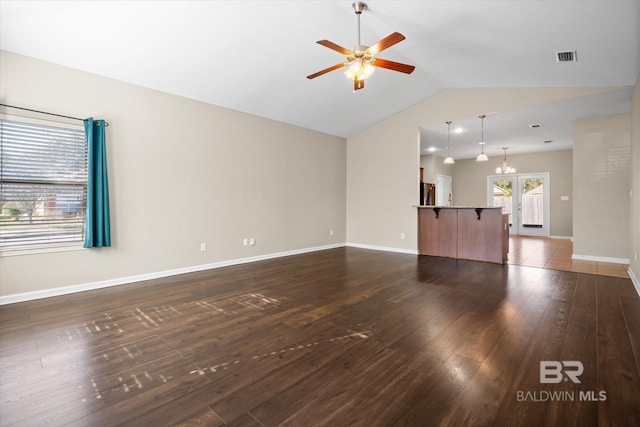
[3,242,634,304]
[628,267,640,297]
[346,242,418,255]
[571,254,630,264]
[0,243,346,305]
[550,235,573,240]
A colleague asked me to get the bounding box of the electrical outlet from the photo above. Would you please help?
[400,232,406,239]
[249,237,256,246]
[330,229,334,236]
[200,242,207,252]
[243,238,248,246]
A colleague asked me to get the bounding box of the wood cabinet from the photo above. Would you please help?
[416,206,509,264]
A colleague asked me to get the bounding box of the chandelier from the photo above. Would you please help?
[496,147,516,174]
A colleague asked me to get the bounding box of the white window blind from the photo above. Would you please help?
[0,118,87,251]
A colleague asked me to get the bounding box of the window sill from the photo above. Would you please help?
[0,244,85,257]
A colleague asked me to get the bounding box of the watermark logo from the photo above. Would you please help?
[515,360,606,402]
[539,361,583,384]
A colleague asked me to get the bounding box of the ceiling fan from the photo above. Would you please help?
[307,1,415,91]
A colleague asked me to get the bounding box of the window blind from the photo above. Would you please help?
[0,119,87,251]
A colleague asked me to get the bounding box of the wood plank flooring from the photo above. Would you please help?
[507,236,630,278]
[1,247,639,426]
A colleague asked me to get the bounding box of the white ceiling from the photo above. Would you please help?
[1,1,639,158]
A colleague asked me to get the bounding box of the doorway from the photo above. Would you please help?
[436,174,452,206]
[487,173,550,237]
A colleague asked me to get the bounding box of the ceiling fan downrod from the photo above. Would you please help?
[353,1,367,48]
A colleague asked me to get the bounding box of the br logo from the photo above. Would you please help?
[540,361,584,384]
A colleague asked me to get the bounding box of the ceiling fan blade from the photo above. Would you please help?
[354,79,365,91]
[373,58,416,74]
[316,40,353,56]
[307,63,347,79]
[367,32,406,55]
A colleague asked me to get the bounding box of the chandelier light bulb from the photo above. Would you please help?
[345,58,375,80]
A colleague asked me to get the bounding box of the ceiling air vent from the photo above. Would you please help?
[556,50,577,62]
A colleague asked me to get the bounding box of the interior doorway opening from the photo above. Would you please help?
[436,174,452,206]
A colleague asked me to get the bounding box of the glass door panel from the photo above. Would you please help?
[519,177,543,230]
[488,173,549,237]
[490,178,514,228]
[517,174,548,237]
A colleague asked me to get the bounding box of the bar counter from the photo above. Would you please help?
[414,206,509,264]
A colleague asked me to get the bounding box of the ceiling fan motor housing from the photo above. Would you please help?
[350,46,372,58]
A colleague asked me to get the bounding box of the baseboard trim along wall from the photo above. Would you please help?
[572,254,631,264]
[4,244,634,304]
[346,242,419,255]
[628,268,640,298]
[0,243,346,305]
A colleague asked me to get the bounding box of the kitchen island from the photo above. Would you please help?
[415,206,509,264]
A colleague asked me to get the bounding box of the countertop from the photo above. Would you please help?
[413,205,503,209]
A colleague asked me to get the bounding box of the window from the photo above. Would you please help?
[0,117,87,253]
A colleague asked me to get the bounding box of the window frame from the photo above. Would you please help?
[0,114,88,256]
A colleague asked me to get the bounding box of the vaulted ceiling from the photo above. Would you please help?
[1,1,638,159]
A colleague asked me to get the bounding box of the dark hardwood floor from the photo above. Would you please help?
[1,247,639,426]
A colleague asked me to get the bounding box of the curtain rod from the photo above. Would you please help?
[0,103,110,126]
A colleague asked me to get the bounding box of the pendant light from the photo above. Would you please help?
[443,120,455,164]
[476,114,488,162]
[496,147,516,174]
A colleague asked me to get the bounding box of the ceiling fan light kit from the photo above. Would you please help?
[344,57,375,81]
[306,1,415,91]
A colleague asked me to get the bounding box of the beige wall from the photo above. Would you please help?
[573,113,631,260]
[628,74,640,283]
[450,150,573,237]
[347,87,623,251]
[0,51,347,298]
[346,122,419,251]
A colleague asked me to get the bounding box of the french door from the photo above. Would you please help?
[487,173,550,237]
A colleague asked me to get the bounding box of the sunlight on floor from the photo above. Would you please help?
[507,236,629,279]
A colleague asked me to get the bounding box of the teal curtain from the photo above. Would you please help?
[83,118,111,248]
